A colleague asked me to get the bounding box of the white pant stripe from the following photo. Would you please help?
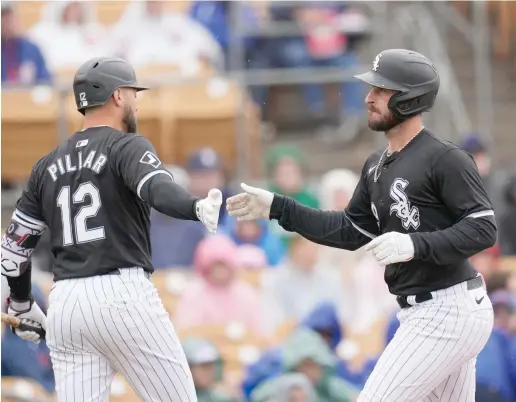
[357,276,493,402]
[46,267,196,402]
[88,276,151,399]
[117,272,191,397]
[396,304,457,401]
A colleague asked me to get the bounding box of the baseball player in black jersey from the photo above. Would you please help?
[1,57,223,401]
[227,49,496,401]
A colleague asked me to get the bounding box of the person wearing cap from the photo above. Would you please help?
[1,2,51,86]
[459,134,491,181]
[182,338,234,402]
[186,147,234,224]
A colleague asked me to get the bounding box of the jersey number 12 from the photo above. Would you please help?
[57,182,105,246]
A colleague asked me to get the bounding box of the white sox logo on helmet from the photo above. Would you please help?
[373,53,382,71]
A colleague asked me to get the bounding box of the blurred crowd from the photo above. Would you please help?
[2,0,516,401]
[3,137,516,402]
[1,0,371,136]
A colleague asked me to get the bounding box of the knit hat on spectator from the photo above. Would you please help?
[186,148,221,171]
[460,134,486,154]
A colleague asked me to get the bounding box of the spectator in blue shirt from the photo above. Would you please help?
[1,2,51,86]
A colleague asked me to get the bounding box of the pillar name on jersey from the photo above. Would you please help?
[47,150,107,182]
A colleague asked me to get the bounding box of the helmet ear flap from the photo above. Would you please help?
[388,91,438,120]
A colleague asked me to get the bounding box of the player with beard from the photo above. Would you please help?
[226,49,496,401]
[1,57,223,401]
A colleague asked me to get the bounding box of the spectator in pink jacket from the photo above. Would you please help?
[174,235,264,334]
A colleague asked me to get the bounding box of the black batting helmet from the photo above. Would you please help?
[73,57,148,115]
[354,49,440,120]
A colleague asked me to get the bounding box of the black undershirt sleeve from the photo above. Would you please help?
[268,159,380,250]
[6,263,32,301]
[139,174,200,221]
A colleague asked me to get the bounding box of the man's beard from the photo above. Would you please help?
[122,105,137,133]
[368,109,403,132]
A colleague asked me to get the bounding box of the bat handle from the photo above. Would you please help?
[1,312,21,327]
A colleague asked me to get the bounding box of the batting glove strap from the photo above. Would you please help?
[7,298,47,343]
[7,296,33,314]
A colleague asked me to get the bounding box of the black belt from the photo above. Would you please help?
[396,276,483,309]
[104,268,151,280]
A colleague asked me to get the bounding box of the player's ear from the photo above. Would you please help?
[113,89,123,108]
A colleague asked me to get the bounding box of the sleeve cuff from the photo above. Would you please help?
[409,233,423,259]
[193,199,201,221]
[269,194,286,220]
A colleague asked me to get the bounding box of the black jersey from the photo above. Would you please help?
[270,129,497,295]
[15,126,174,281]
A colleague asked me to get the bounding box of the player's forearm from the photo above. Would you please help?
[270,194,371,250]
[410,216,497,265]
[5,262,32,302]
[1,208,45,302]
[142,175,200,220]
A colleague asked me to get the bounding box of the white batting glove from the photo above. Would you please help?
[364,232,415,266]
[226,183,274,221]
[8,298,47,344]
[195,189,223,234]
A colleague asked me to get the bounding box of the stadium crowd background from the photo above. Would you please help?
[1,1,516,401]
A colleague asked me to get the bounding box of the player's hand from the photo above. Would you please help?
[195,188,223,234]
[226,183,274,221]
[365,232,415,266]
[7,297,47,344]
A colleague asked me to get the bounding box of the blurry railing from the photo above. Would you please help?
[432,1,493,144]
[395,1,493,144]
[227,1,386,145]
[394,3,472,141]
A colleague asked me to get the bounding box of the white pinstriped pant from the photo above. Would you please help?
[358,276,494,402]
[46,268,197,402]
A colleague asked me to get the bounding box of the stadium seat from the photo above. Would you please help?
[161,80,263,178]
[151,268,193,315]
[500,256,516,273]
[163,1,192,14]
[14,1,45,31]
[491,1,516,60]
[16,1,192,33]
[1,377,54,402]
[240,268,265,289]
[346,317,388,369]
[1,88,81,182]
[95,1,129,26]
[178,322,270,388]
[455,0,516,61]
[109,374,140,402]
[1,80,261,182]
[134,89,176,163]
[272,319,297,342]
